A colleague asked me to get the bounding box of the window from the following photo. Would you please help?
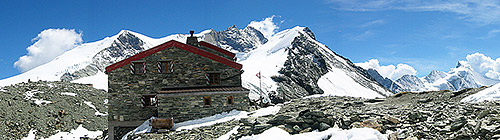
[130,62,146,74]
[226,96,234,105]
[142,95,157,107]
[205,73,221,85]
[203,96,211,106]
[157,60,173,73]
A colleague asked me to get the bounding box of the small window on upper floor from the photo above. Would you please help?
[226,96,234,105]
[130,62,146,74]
[203,96,212,106]
[157,60,174,73]
[206,73,221,85]
[142,95,157,107]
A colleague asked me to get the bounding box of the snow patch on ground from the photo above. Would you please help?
[61,92,77,96]
[24,90,39,99]
[314,67,384,99]
[216,126,240,140]
[249,105,281,117]
[24,90,52,105]
[121,117,154,140]
[240,127,387,140]
[123,105,282,139]
[72,71,108,91]
[32,98,52,105]
[174,110,248,130]
[172,105,281,131]
[21,129,36,140]
[22,125,102,140]
[462,83,500,103]
[84,101,107,116]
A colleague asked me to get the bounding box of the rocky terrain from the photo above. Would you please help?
[0,81,107,139]
[128,87,500,140]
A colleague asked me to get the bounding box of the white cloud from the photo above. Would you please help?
[463,53,500,80]
[328,0,500,25]
[14,29,82,72]
[350,30,374,40]
[248,15,280,38]
[356,59,417,80]
[360,19,385,28]
[483,29,500,39]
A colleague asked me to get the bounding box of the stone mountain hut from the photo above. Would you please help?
[105,31,249,140]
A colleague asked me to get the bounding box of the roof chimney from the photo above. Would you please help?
[186,30,199,47]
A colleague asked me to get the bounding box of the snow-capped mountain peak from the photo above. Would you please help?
[423,70,448,83]
[456,61,471,69]
[240,26,392,103]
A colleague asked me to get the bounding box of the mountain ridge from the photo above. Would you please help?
[363,60,500,93]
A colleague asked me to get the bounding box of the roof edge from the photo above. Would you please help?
[199,41,236,58]
[105,40,242,73]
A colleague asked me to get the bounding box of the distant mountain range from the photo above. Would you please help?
[0,23,392,103]
[364,61,500,93]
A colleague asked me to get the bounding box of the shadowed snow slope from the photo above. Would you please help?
[315,68,384,99]
[462,83,500,103]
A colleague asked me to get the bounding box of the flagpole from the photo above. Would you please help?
[259,70,262,96]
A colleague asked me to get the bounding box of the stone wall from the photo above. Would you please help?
[158,92,248,123]
[108,46,244,122]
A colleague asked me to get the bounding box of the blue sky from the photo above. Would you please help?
[1,0,500,80]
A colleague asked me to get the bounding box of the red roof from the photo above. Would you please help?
[198,41,236,58]
[105,40,242,73]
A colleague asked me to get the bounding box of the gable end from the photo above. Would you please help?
[105,40,242,73]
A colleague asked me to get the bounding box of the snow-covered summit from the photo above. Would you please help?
[240,26,391,103]
[423,70,448,83]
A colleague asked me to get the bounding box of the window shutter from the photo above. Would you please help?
[169,61,174,73]
[141,96,146,106]
[142,62,146,73]
[205,73,210,85]
[130,63,135,74]
[157,62,161,73]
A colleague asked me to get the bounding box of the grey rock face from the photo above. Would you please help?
[269,28,390,103]
[92,31,146,71]
[269,33,328,103]
[60,31,146,81]
[366,69,404,93]
[203,26,268,53]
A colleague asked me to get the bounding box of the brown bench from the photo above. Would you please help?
[151,118,174,130]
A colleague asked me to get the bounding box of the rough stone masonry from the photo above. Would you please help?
[106,35,249,140]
